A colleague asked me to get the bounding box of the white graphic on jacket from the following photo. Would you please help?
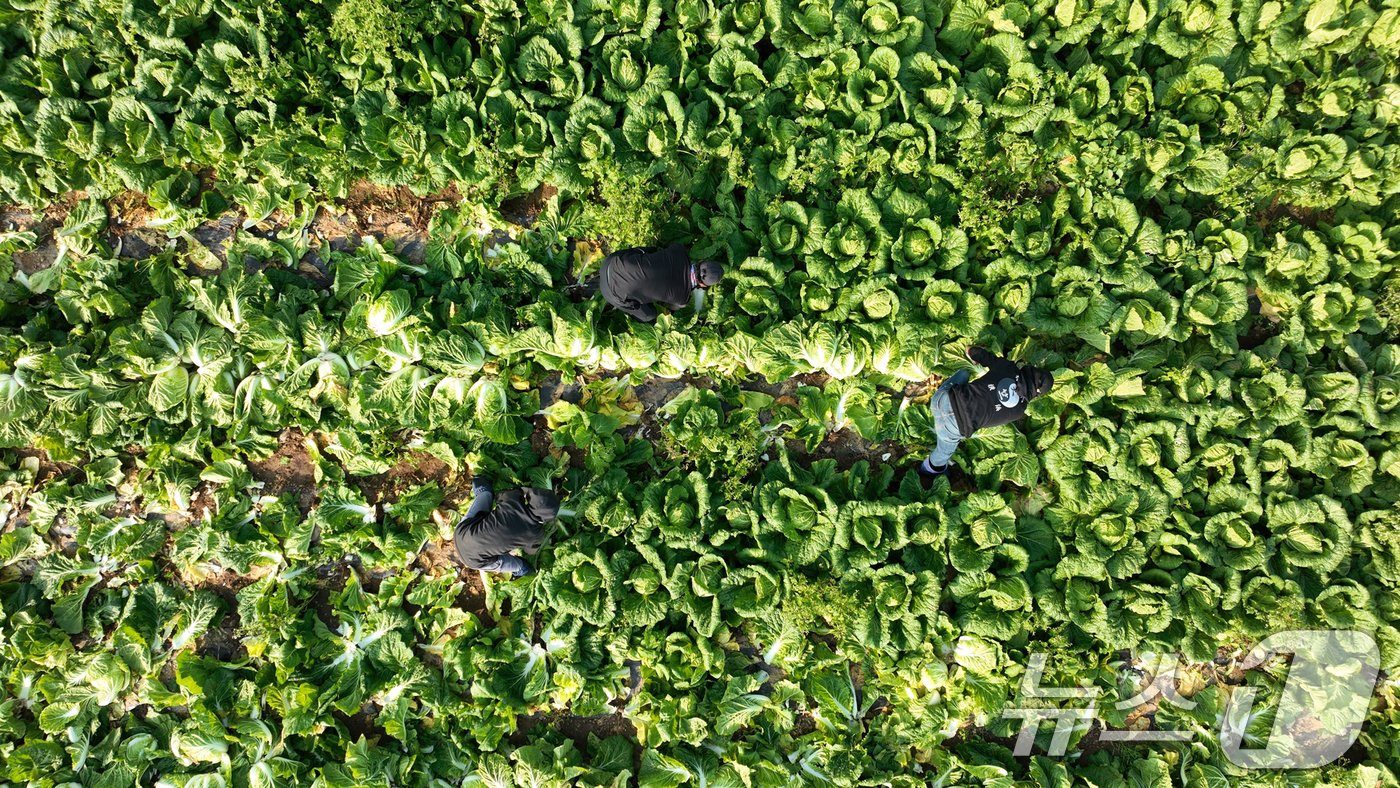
[993,377,1020,410]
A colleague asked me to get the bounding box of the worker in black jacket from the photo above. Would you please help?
[598,244,724,322]
[918,346,1054,482]
[453,479,560,578]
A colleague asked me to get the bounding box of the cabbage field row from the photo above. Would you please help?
[2,0,1399,785]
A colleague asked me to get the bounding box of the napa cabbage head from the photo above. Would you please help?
[366,290,414,336]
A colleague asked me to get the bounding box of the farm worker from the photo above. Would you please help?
[453,478,560,579]
[598,243,724,322]
[917,346,1054,483]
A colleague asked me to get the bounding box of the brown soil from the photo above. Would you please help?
[814,432,911,472]
[41,192,85,228]
[182,481,219,526]
[309,210,360,253]
[288,247,335,290]
[308,184,457,266]
[783,434,912,474]
[10,447,77,486]
[415,538,460,575]
[619,373,716,445]
[47,514,81,557]
[356,566,396,594]
[514,712,550,739]
[158,657,179,687]
[407,548,486,627]
[456,565,492,624]
[632,409,665,444]
[792,711,817,737]
[108,191,156,235]
[529,416,560,459]
[343,183,460,234]
[1283,205,1333,229]
[195,568,261,603]
[515,712,638,749]
[441,474,479,511]
[1256,195,1335,231]
[563,446,589,470]
[0,205,40,233]
[2,181,463,279]
[499,183,559,228]
[248,429,318,515]
[7,192,87,272]
[623,660,642,705]
[741,375,799,400]
[13,241,58,274]
[1063,723,1130,757]
[1238,319,1281,351]
[0,558,38,583]
[900,378,938,401]
[554,713,637,746]
[353,451,454,506]
[310,561,350,630]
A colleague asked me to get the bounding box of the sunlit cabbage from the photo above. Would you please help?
[366,290,413,336]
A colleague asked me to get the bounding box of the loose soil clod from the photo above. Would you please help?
[514,711,639,750]
[455,564,492,625]
[499,183,559,228]
[248,429,319,516]
[353,450,454,506]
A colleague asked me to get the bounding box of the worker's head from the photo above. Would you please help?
[523,488,561,522]
[1022,367,1054,400]
[696,260,725,288]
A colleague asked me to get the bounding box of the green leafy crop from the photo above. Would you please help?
[1,0,1398,784]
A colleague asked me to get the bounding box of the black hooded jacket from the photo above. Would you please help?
[947,348,1054,436]
[599,244,694,322]
[453,486,560,569]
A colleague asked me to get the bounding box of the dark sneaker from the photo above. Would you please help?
[916,462,947,490]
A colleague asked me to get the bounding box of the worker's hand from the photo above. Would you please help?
[965,346,984,361]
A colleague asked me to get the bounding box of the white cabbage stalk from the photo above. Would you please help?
[325,501,377,525]
[831,388,856,431]
[16,675,34,707]
[330,617,392,668]
[763,632,789,665]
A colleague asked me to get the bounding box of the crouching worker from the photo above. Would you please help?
[598,243,724,323]
[918,346,1054,484]
[453,478,560,579]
